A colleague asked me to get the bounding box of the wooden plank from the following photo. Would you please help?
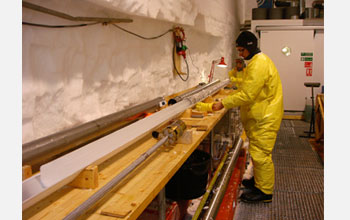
[173,48,185,75]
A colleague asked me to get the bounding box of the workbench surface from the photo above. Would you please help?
[23,90,233,220]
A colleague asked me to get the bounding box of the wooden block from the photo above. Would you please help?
[22,165,32,180]
[101,202,133,218]
[69,165,98,189]
[195,125,208,131]
[181,109,192,118]
[187,124,208,131]
[191,110,207,117]
[180,117,204,121]
[178,130,193,144]
[203,96,214,103]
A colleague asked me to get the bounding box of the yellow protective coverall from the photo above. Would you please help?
[222,53,283,194]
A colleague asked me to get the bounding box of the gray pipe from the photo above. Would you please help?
[63,136,169,220]
[299,0,305,17]
[201,137,243,220]
[23,97,165,170]
[168,79,220,105]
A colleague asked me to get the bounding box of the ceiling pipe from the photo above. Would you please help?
[22,1,133,24]
[22,79,230,211]
[23,97,166,172]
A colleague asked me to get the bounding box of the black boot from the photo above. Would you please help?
[242,177,255,189]
[240,186,272,203]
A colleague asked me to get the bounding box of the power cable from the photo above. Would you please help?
[112,24,173,40]
[22,21,101,28]
[187,48,200,75]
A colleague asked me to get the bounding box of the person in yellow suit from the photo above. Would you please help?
[228,58,245,90]
[196,31,283,203]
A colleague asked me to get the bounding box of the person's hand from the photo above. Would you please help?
[212,102,224,111]
[230,76,237,82]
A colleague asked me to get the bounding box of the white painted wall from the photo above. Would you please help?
[22,0,245,143]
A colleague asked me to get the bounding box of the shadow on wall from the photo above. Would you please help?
[190,13,222,54]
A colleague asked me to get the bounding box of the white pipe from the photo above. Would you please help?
[22,79,230,210]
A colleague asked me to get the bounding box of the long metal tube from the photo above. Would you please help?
[66,118,185,219]
[168,79,220,104]
[64,136,168,220]
[23,97,165,170]
[201,137,243,220]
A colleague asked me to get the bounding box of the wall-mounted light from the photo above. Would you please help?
[208,57,227,83]
[282,46,291,56]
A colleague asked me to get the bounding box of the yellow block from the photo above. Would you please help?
[241,131,247,142]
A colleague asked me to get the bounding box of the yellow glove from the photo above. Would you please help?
[230,76,238,83]
[195,102,213,112]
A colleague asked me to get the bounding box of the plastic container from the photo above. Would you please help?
[165,150,211,201]
[285,7,300,19]
[252,8,268,20]
[268,7,284,19]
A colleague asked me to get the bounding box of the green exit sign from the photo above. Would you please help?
[301,57,313,61]
[301,52,313,56]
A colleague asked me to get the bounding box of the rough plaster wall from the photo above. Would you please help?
[245,0,258,21]
[22,0,244,143]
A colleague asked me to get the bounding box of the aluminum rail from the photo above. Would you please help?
[64,136,169,220]
[22,79,230,210]
[201,136,244,220]
[23,97,165,171]
[168,79,220,105]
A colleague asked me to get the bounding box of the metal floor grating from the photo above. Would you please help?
[233,120,324,220]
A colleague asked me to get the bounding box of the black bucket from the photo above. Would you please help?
[165,150,211,200]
